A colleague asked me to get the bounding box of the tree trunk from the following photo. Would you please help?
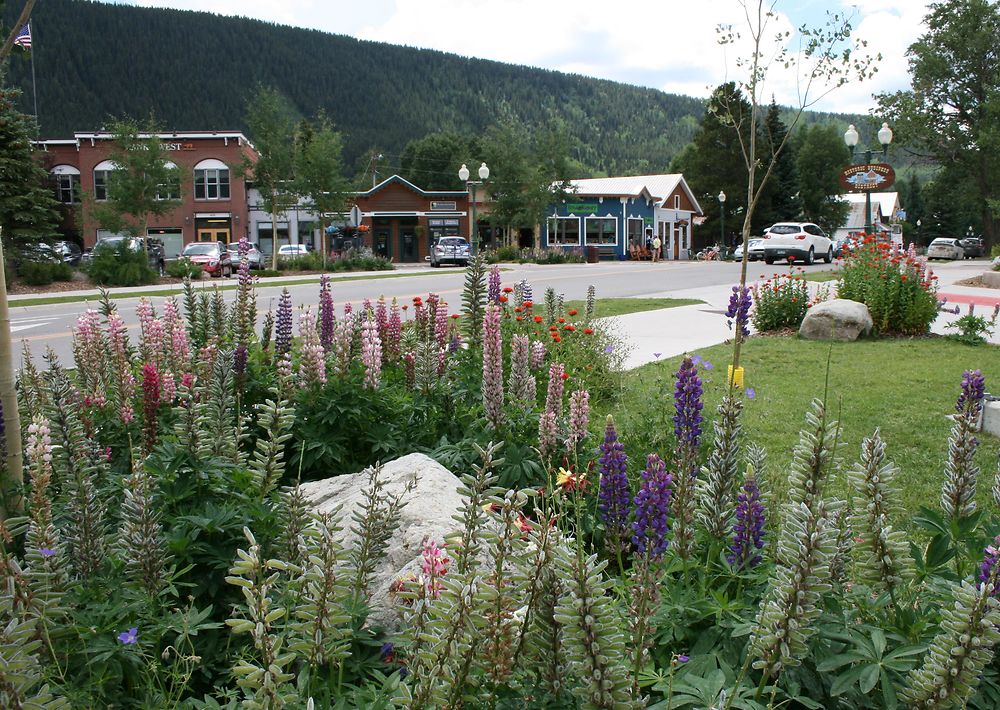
[270,200,279,271]
[0,0,38,62]
[0,234,24,521]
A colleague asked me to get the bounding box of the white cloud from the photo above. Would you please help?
[118,0,928,113]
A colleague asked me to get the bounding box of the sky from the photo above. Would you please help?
[116,0,930,115]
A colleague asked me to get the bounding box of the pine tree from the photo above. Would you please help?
[0,85,60,260]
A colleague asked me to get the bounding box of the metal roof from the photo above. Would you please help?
[566,174,702,214]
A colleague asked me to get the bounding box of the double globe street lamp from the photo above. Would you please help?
[843,122,893,236]
[459,162,490,256]
[718,190,727,252]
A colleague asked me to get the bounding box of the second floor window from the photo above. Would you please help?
[156,174,181,201]
[94,170,110,201]
[195,168,230,200]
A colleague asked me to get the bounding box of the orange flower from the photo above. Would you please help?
[524,300,533,308]
[568,309,578,316]
[499,295,508,303]
[583,328,594,334]
[534,315,543,323]
[558,317,565,323]
[516,316,523,321]
[556,467,587,492]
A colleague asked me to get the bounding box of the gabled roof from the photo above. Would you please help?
[361,174,467,198]
[841,191,900,220]
[566,174,703,214]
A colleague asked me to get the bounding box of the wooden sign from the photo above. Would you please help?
[839,164,896,192]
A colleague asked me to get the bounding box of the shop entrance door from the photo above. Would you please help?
[399,229,417,262]
[198,229,230,244]
[374,229,391,259]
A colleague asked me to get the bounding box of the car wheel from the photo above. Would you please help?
[224,265,233,278]
[431,260,439,267]
[823,247,833,264]
[805,247,814,265]
[764,256,774,265]
[461,261,469,268]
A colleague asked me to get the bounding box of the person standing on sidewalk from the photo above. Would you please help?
[652,235,662,262]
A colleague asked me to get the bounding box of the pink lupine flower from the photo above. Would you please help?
[375,296,388,347]
[567,389,590,447]
[420,539,450,598]
[508,335,536,403]
[538,411,558,460]
[297,308,327,388]
[482,304,504,430]
[531,341,545,370]
[385,298,402,362]
[141,363,161,453]
[545,362,565,417]
[361,314,383,390]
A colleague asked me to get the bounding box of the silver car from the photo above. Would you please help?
[429,237,471,267]
[733,238,764,262]
[227,241,263,269]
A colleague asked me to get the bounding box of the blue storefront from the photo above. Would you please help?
[542,185,656,260]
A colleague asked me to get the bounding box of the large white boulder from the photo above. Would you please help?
[300,452,467,630]
[799,298,873,341]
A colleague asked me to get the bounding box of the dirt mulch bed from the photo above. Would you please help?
[955,275,999,290]
[7,274,186,296]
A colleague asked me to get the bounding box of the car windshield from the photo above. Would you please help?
[438,239,468,247]
[768,225,801,235]
[930,239,954,247]
[279,245,305,253]
[183,244,219,256]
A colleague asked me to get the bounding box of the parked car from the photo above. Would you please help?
[733,238,764,262]
[181,241,233,277]
[832,236,860,259]
[53,240,83,266]
[959,237,985,259]
[429,237,471,267]
[277,244,311,261]
[926,238,964,261]
[227,241,263,269]
[762,222,833,265]
[85,236,166,275]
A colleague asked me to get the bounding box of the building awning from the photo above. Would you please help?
[363,211,467,218]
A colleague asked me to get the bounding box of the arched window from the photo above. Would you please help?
[156,161,181,201]
[93,160,116,201]
[194,159,230,200]
[51,164,81,204]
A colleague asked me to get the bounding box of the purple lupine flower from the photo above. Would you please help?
[233,345,248,376]
[728,474,766,569]
[117,627,139,645]
[598,415,631,554]
[980,535,1000,590]
[726,284,753,338]
[631,454,672,559]
[956,369,986,417]
[567,389,590,447]
[745,388,756,400]
[538,411,558,460]
[673,356,704,449]
[488,265,502,304]
[703,361,714,370]
[39,547,55,558]
[604,344,614,355]
[482,304,505,430]
[690,354,702,365]
[319,275,335,350]
[275,289,293,355]
[519,279,533,304]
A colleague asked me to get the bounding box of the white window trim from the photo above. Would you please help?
[547,215,581,246]
[673,195,680,209]
[584,215,619,246]
[194,166,230,201]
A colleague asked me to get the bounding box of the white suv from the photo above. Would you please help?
[762,222,833,265]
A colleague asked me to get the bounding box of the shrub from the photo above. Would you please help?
[490,245,521,262]
[837,237,939,335]
[946,303,999,345]
[87,241,158,286]
[522,247,586,264]
[330,250,394,272]
[250,268,281,278]
[282,250,325,271]
[18,260,74,285]
[750,271,811,331]
[165,258,203,279]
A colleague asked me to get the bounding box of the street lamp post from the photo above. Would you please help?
[718,190,727,253]
[459,162,490,257]
[844,122,893,236]
[917,218,922,246]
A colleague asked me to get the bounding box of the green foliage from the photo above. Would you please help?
[794,123,851,234]
[837,237,939,335]
[87,117,183,238]
[947,306,999,345]
[165,258,203,279]
[0,86,61,263]
[750,271,811,331]
[18,260,73,286]
[87,240,158,286]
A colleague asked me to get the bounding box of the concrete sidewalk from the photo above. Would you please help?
[608,260,1000,371]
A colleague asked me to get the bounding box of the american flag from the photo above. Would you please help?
[13,23,31,50]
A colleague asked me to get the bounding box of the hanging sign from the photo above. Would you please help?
[839,164,896,192]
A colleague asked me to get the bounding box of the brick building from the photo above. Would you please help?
[35,131,258,259]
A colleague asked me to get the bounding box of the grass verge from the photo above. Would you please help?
[562,297,703,318]
[10,270,441,307]
[600,334,1000,523]
[799,270,840,282]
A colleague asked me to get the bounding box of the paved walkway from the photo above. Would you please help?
[610,260,1000,370]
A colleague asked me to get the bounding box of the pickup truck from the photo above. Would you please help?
[84,236,166,275]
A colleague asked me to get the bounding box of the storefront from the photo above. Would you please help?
[354,176,470,263]
[543,175,702,260]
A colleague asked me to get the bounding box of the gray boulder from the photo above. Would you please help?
[798,298,873,341]
[300,452,466,631]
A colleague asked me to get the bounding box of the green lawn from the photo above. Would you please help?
[800,270,840,282]
[602,336,1000,523]
[562,297,703,318]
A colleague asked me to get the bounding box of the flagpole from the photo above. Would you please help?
[29,22,37,120]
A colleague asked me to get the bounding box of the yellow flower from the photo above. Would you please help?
[556,467,586,491]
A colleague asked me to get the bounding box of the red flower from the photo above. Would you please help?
[402,305,408,311]
[553,335,562,342]
[502,286,514,293]
[584,328,594,334]
[564,324,575,331]
[549,325,558,331]
[514,306,522,312]
[450,313,460,319]
[568,309,578,316]
[499,295,508,303]
[516,316,523,321]
[558,317,565,323]
[523,301,533,308]
[534,315,543,323]
[561,371,569,380]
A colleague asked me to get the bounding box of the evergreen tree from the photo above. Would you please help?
[756,101,798,227]
[0,85,59,260]
[399,131,474,191]
[794,123,850,236]
[88,116,183,238]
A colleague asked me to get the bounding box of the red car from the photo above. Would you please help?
[181,241,233,277]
